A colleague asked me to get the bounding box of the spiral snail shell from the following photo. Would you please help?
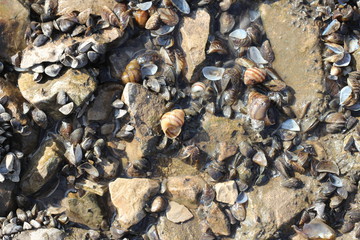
[244,67,266,86]
[121,59,142,84]
[160,109,185,139]
[247,91,270,121]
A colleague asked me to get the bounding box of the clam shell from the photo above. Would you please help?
[202,66,225,81]
[281,119,300,132]
[247,91,270,121]
[248,46,268,65]
[158,8,179,26]
[160,109,185,139]
[219,12,235,34]
[244,67,266,85]
[137,1,152,11]
[170,0,190,14]
[315,160,340,175]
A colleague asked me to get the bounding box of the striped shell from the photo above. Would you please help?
[121,59,142,84]
[191,82,206,94]
[160,109,185,139]
[244,67,266,86]
[158,8,179,26]
[247,91,270,120]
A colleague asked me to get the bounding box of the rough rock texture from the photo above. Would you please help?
[122,83,167,161]
[214,181,238,205]
[237,176,317,239]
[87,83,123,121]
[20,139,64,195]
[353,49,360,71]
[157,215,202,240]
[109,178,160,229]
[166,175,207,209]
[166,201,193,223]
[18,69,97,119]
[0,0,29,62]
[179,9,210,82]
[13,228,65,240]
[260,0,324,119]
[57,0,116,15]
[206,202,231,236]
[20,27,123,69]
[0,180,15,216]
[62,192,105,229]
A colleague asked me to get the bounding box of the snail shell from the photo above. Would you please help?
[247,91,270,121]
[121,59,142,84]
[191,82,206,98]
[133,10,149,28]
[160,109,185,139]
[158,8,179,26]
[244,67,266,86]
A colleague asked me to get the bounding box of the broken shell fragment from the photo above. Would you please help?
[202,66,225,81]
[160,109,185,139]
[315,160,340,175]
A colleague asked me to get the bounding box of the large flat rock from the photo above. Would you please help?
[260,0,324,118]
[57,0,116,15]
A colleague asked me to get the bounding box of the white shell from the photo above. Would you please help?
[202,66,225,81]
[44,63,62,77]
[322,19,341,36]
[281,119,300,132]
[248,46,268,65]
[325,43,344,54]
[59,102,74,115]
[339,86,352,106]
[334,53,351,67]
[229,29,247,40]
[345,35,359,53]
[329,174,343,188]
[141,63,158,76]
[137,1,152,10]
[236,192,248,204]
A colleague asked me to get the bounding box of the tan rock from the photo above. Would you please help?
[214,181,238,205]
[260,0,324,119]
[87,83,123,121]
[179,9,210,82]
[57,0,116,16]
[109,178,160,229]
[18,69,97,119]
[13,228,65,240]
[156,216,202,240]
[218,142,238,162]
[206,202,231,236]
[0,0,29,62]
[20,139,65,195]
[166,175,207,209]
[166,201,193,223]
[353,49,360,71]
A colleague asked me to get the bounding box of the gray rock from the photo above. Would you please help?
[122,83,167,161]
[87,83,123,121]
[179,9,210,82]
[18,69,97,119]
[214,181,238,205]
[0,0,29,62]
[20,139,64,195]
[166,201,193,223]
[109,178,160,229]
[156,216,202,240]
[0,180,15,216]
[13,228,65,240]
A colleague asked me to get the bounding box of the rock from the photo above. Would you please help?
[122,83,167,161]
[0,0,29,62]
[18,69,97,119]
[20,27,122,69]
[64,228,100,240]
[20,139,64,195]
[166,201,193,223]
[13,228,65,240]
[214,181,238,205]
[237,176,318,239]
[206,202,231,236]
[57,0,116,16]
[218,142,238,162]
[166,175,208,209]
[87,83,123,121]
[156,216,202,240]
[109,178,160,229]
[179,9,210,82]
[0,180,15,216]
[61,192,105,230]
[259,0,324,119]
[353,49,360,71]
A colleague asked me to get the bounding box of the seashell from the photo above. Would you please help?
[158,8,179,26]
[87,51,100,63]
[202,66,225,81]
[33,34,49,47]
[322,19,341,36]
[260,40,275,63]
[281,178,303,189]
[59,102,74,115]
[246,25,262,45]
[263,79,287,92]
[78,41,93,53]
[101,6,120,27]
[247,91,270,121]
[315,160,340,175]
[41,21,53,38]
[207,161,226,181]
[334,52,351,67]
[71,53,88,69]
[56,17,77,33]
[329,174,342,187]
[220,89,237,107]
[92,42,107,54]
[191,82,206,98]
[153,25,175,36]
[170,0,190,14]
[133,10,149,28]
[145,12,161,30]
[141,63,158,76]
[248,46,268,65]
[137,1,153,11]
[122,60,142,84]
[252,150,267,166]
[32,108,47,128]
[324,32,345,44]
[33,73,43,82]
[329,195,343,209]
[207,39,228,55]
[174,49,187,76]
[229,29,251,48]
[281,119,300,132]
[219,12,235,34]
[339,86,357,107]
[345,35,359,53]
[223,105,232,118]
[221,67,242,92]
[113,3,127,19]
[235,57,257,68]
[236,192,248,204]
[340,222,354,234]
[154,35,174,48]
[44,63,62,77]
[231,202,246,222]
[244,67,266,86]
[160,109,185,139]
[150,196,167,213]
[137,50,162,65]
[325,42,344,54]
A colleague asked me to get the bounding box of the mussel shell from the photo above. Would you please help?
[145,12,161,30]
[207,40,228,55]
[260,40,274,63]
[170,0,190,14]
[247,91,270,121]
[44,63,62,77]
[315,160,340,175]
[158,8,179,26]
[33,34,49,47]
[41,21,54,38]
[133,10,149,28]
[219,12,235,34]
